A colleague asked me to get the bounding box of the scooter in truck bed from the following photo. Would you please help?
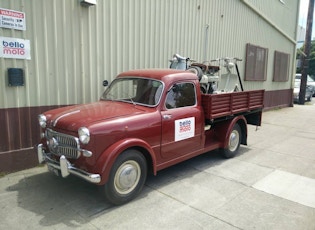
[169,54,245,94]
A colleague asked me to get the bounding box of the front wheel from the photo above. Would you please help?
[103,149,147,205]
[220,123,242,158]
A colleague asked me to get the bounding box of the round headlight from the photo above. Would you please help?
[78,127,90,144]
[38,114,47,128]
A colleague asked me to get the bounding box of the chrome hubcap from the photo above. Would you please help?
[229,130,239,152]
[114,160,140,195]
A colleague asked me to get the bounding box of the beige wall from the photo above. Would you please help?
[0,0,300,172]
[0,0,300,109]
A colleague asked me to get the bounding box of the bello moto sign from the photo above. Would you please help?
[175,117,195,141]
[0,37,31,60]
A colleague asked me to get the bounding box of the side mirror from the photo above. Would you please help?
[103,80,109,87]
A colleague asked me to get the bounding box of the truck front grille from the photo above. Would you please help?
[46,129,81,159]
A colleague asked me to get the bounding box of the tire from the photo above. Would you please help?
[187,66,203,80]
[200,84,207,94]
[103,149,147,205]
[221,123,242,158]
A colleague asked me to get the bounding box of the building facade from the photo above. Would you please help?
[0,0,300,172]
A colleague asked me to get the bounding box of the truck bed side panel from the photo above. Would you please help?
[201,90,264,120]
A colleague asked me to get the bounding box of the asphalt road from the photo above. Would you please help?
[1,102,315,230]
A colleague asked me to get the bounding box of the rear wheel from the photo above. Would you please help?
[103,149,147,205]
[221,123,242,158]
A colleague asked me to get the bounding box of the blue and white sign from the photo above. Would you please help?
[175,117,195,141]
[0,36,31,60]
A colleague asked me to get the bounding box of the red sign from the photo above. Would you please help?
[0,8,26,30]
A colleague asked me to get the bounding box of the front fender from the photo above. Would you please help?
[94,138,157,185]
[214,116,247,148]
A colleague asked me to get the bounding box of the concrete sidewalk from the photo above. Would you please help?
[1,103,315,230]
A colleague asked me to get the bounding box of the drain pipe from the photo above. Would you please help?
[203,24,209,62]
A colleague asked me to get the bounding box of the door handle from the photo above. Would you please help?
[163,114,172,120]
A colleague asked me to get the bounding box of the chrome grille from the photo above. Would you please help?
[46,129,81,159]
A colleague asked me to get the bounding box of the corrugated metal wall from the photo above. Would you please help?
[1,0,299,109]
[0,0,299,171]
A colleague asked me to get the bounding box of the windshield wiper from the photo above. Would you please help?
[121,93,136,106]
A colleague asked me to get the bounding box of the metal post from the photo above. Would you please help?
[203,24,209,62]
[299,0,314,104]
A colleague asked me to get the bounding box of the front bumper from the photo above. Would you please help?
[37,144,101,184]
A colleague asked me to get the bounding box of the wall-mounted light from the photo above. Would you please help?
[80,0,97,7]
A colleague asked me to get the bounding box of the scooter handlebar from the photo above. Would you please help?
[234,57,242,61]
[209,58,242,65]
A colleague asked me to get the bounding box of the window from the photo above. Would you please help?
[101,77,163,106]
[245,43,268,81]
[273,51,289,82]
[165,82,196,109]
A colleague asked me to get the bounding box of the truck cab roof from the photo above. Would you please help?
[117,69,198,83]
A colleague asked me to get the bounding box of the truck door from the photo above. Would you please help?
[161,82,203,159]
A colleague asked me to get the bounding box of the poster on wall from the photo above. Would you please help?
[0,36,31,60]
[0,8,26,30]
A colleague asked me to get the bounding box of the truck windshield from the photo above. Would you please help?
[101,77,164,106]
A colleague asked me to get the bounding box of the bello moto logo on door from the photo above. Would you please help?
[0,37,31,59]
[175,117,195,141]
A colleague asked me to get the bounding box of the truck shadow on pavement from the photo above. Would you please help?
[6,169,112,227]
[145,148,249,190]
[6,148,250,228]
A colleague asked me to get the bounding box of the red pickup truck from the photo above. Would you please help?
[37,69,264,205]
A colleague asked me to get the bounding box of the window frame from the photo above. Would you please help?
[273,51,290,82]
[244,43,268,81]
[165,82,197,109]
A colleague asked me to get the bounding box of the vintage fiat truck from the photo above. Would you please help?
[37,69,264,205]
